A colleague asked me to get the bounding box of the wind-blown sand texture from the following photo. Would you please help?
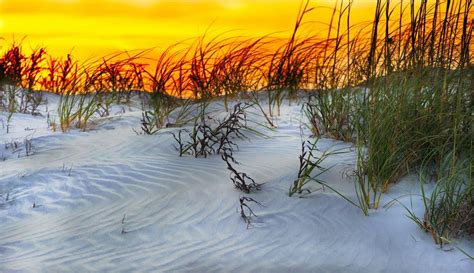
[1,94,473,272]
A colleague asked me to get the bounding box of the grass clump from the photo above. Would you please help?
[421,156,472,246]
[55,55,98,132]
[409,151,473,247]
[0,44,46,115]
[289,139,332,196]
[289,138,362,211]
[303,89,355,142]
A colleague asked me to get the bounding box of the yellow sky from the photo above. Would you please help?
[0,0,376,60]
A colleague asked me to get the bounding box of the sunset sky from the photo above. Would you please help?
[0,0,376,60]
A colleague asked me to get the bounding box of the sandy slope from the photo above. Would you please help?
[0,95,473,273]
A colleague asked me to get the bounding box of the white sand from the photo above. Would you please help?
[0,94,472,272]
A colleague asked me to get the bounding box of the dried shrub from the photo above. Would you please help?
[222,152,261,193]
[239,196,263,228]
[172,102,250,158]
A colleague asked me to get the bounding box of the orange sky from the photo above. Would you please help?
[0,0,376,60]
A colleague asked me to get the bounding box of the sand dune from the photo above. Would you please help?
[0,96,472,273]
